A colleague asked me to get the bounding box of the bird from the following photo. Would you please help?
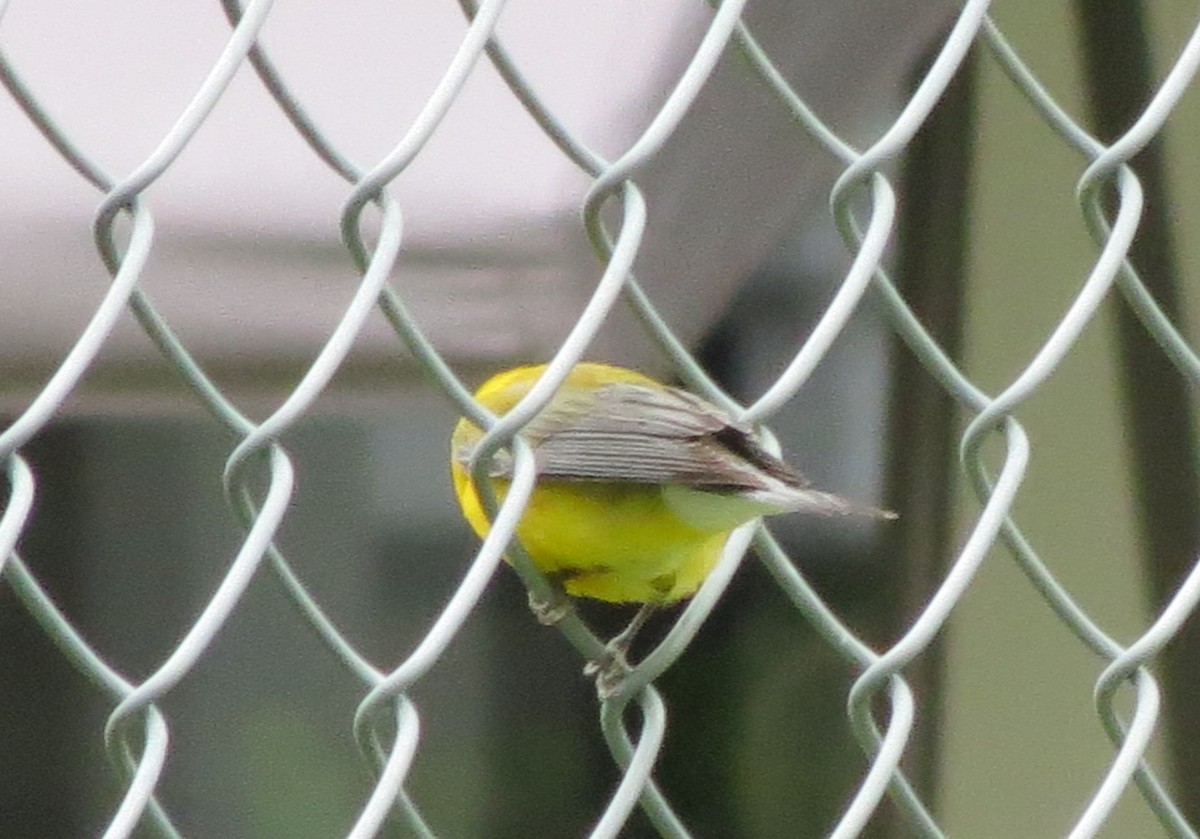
[450,362,892,631]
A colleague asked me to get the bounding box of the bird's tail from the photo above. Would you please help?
[802,488,896,519]
[754,482,898,520]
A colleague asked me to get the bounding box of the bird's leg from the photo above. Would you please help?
[584,603,657,694]
[527,578,572,626]
[608,602,656,660]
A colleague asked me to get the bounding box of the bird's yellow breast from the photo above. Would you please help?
[450,463,731,603]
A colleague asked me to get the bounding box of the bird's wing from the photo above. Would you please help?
[466,381,805,492]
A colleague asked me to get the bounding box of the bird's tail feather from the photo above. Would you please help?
[755,484,898,520]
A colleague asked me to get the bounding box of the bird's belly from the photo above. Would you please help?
[514,481,730,603]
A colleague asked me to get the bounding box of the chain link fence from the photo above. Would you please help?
[3,1,1200,836]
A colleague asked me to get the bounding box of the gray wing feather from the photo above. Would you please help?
[462,382,803,491]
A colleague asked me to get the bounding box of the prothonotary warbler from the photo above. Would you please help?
[450,362,893,613]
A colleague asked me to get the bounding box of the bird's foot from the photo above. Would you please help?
[584,603,657,697]
[584,640,633,699]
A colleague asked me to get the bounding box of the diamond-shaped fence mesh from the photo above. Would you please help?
[3,1,1200,837]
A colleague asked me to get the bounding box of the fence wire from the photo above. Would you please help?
[2,1,1199,837]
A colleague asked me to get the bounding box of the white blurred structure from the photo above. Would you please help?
[0,1,957,412]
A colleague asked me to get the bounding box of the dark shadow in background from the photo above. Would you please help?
[876,42,976,823]
[0,427,96,837]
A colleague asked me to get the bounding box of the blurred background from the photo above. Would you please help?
[2,1,1199,837]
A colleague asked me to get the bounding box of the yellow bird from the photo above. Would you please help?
[450,362,892,610]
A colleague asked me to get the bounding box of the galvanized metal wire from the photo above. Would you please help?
[2,2,1200,837]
